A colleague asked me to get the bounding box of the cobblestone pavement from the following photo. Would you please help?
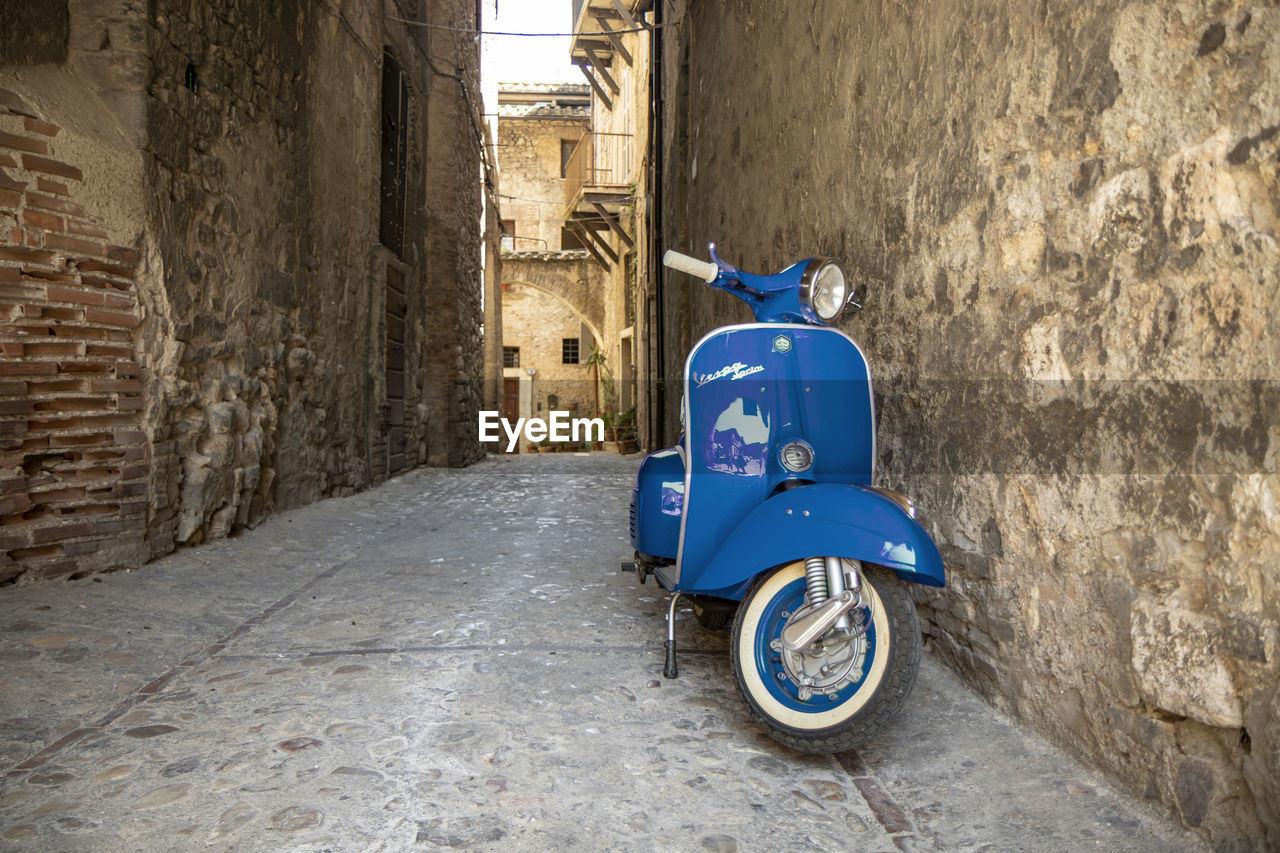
[0,453,1206,852]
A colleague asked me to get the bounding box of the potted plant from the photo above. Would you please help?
[602,402,620,449]
[584,344,608,417]
[616,406,638,453]
[585,346,614,450]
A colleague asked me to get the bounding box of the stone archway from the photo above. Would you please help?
[501,254,604,346]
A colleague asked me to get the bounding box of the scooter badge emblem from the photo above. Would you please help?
[772,335,792,354]
[693,362,765,386]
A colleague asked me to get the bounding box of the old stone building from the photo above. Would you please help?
[652,0,1278,847]
[493,82,598,451]
[481,119,505,417]
[486,2,653,455]
[568,0,652,444]
[1,0,487,585]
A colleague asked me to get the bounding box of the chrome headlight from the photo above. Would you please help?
[779,440,815,474]
[799,258,848,323]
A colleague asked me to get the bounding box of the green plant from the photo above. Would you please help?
[584,344,610,417]
[611,405,636,441]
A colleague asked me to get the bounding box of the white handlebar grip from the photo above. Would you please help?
[663,250,719,282]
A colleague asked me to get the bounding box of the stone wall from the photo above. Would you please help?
[145,0,324,545]
[482,121,505,415]
[503,254,605,343]
[501,280,598,408]
[422,3,486,468]
[657,0,1278,846]
[495,262,603,454]
[499,114,587,251]
[1,0,485,583]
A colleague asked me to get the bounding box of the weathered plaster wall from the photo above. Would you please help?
[0,85,147,584]
[659,0,1278,846]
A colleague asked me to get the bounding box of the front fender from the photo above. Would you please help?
[687,484,946,598]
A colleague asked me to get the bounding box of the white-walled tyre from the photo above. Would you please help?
[731,561,921,753]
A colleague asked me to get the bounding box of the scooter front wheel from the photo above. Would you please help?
[731,561,921,753]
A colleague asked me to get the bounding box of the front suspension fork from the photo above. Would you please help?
[796,557,867,648]
[804,557,861,629]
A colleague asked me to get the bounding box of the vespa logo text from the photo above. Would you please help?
[694,362,765,387]
[478,411,604,453]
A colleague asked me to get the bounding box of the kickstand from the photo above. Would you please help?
[664,592,682,678]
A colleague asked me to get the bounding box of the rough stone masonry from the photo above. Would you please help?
[0,0,486,585]
[655,0,1278,847]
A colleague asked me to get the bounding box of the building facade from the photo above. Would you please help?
[487,2,653,457]
[1,0,486,585]
[494,82,607,452]
[565,0,651,446]
[652,0,1279,846]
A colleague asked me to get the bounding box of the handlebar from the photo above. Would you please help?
[663,249,719,283]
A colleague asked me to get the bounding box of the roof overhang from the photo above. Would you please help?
[570,0,646,109]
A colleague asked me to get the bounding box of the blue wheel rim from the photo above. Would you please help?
[753,577,878,714]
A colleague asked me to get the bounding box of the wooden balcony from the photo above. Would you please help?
[563,131,635,270]
[569,0,642,109]
[564,131,632,200]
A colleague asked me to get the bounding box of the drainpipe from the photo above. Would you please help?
[649,0,665,449]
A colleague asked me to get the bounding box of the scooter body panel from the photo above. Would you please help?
[688,484,946,597]
[675,324,875,586]
[630,447,683,560]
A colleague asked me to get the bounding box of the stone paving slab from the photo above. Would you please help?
[0,453,1207,851]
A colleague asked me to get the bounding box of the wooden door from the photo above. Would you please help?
[386,265,407,472]
[503,378,519,453]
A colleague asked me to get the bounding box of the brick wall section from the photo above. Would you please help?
[0,89,145,585]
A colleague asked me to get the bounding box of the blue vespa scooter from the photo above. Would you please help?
[625,244,945,752]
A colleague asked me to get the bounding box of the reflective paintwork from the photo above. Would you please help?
[690,484,946,599]
[701,246,836,325]
[631,448,683,559]
[632,251,946,601]
[677,324,875,583]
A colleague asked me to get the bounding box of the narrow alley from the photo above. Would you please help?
[3,0,1278,845]
[0,454,1203,851]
